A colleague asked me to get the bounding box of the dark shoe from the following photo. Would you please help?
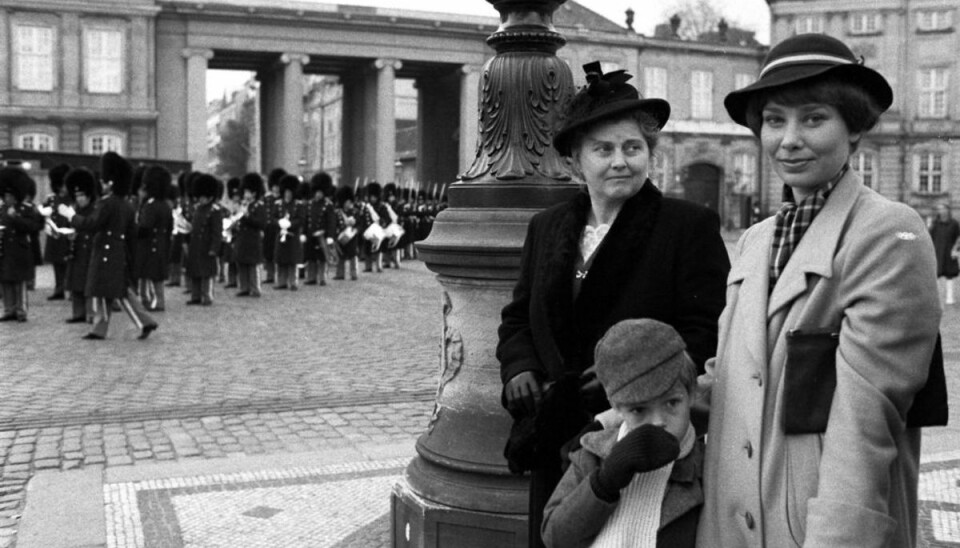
[224,283,237,289]
[263,278,275,284]
[249,292,261,298]
[362,268,373,273]
[273,285,288,290]
[165,282,180,287]
[16,316,27,323]
[149,306,165,312]
[138,324,157,340]
[319,280,327,286]
[236,291,250,297]
[0,314,16,322]
[350,276,358,281]
[82,332,105,340]
[65,317,86,324]
[289,285,298,291]
[201,300,213,306]
[304,280,318,286]
[186,299,202,305]
[332,276,344,280]
[47,293,65,301]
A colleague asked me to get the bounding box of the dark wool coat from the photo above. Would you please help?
[542,428,704,548]
[336,207,359,259]
[262,194,278,262]
[304,198,336,262]
[133,198,173,281]
[70,194,137,299]
[1,201,45,282]
[66,203,95,293]
[273,199,305,266]
[42,194,72,264]
[234,200,266,265]
[497,182,729,468]
[185,202,223,278]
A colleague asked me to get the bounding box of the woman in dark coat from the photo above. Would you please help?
[60,152,157,339]
[134,166,173,311]
[496,63,730,548]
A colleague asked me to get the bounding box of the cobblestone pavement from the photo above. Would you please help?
[2,250,960,547]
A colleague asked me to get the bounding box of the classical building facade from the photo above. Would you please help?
[767,0,959,216]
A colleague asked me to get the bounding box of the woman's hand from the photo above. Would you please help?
[504,371,542,415]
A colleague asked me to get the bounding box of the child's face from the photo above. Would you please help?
[613,383,691,442]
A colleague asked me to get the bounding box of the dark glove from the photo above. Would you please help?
[590,425,680,502]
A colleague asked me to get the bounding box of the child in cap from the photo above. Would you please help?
[541,318,704,548]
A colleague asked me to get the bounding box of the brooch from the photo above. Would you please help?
[575,270,588,280]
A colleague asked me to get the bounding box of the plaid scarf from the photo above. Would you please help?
[769,164,848,288]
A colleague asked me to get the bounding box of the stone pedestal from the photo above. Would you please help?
[392,1,579,545]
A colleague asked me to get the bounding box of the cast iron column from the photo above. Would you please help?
[391,1,579,546]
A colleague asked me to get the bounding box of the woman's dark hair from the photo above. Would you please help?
[744,75,884,152]
[567,109,660,158]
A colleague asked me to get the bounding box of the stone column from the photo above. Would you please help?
[280,53,309,174]
[372,58,401,183]
[392,1,577,546]
[0,9,9,106]
[182,48,213,170]
[458,64,481,175]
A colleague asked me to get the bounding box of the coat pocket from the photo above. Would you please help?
[783,329,838,434]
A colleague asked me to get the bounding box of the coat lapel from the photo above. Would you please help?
[767,170,861,318]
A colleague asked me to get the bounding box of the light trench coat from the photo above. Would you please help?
[698,170,940,548]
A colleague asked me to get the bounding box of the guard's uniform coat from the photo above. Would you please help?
[234,200,266,265]
[70,193,136,299]
[698,171,940,548]
[185,201,223,279]
[133,198,173,281]
[66,203,96,294]
[1,202,44,282]
[273,199,304,266]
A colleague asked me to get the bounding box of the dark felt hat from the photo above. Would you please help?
[725,33,893,127]
[594,318,690,406]
[100,152,133,197]
[143,165,172,200]
[241,172,265,198]
[48,163,71,192]
[553,61,671,157]
[65,168,98,201]
[192,173,220,199]
[0,167,34,202]
[267,168,287,189]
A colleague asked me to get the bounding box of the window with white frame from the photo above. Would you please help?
[734,73,754,91]
[915,152,944,194]
[918,68,949,118]
[17,132,55,151]
[14,24,54,91]
[649,152,668,189]
[644,66,667,99]
[84,28,123,93]
[853,151,877,188]
[794,15,824,34]
[85,132,124,156]
[849,12,882,34]
[691,71,713,119]
[732,152,757,194]
[918,10,953,31]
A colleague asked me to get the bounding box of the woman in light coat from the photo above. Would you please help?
[698,34,943,548]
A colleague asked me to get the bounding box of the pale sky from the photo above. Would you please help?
[207,0,771,101]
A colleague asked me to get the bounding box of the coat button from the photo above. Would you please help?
[105,244,110,250]
[745,512,755,530]
[744,441,753,458]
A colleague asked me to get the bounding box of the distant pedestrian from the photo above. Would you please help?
[0,167,45,322]
[59,152,157,339]
[930,203,960,305]
[184,174,223,306]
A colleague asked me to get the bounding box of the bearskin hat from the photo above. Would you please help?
[310,171,334,197]
[142,165,172,201]
[166,181,180,202]
[296,180,312,201]
[334,185,355,207]
[383,182,397,199]
[65,168,98,201]
[100,151,133,197]
[0,167,34,203]
[48,163,71,193]
[279,174,300,197]
[192,173,220,199]
[216,178,226,201]
[226,177,241,199]
[267,168,287,190]
[240,172,265,199]
[365,181,382,200]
